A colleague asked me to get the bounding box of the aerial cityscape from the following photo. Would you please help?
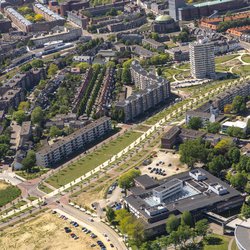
[0,0,250,249]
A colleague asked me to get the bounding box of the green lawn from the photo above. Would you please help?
[215,64,231,72]
[45,131,142,188]
[16,168,49,180]
[241,54,250,64]
[231,239,238,250]
[176,63,190,70]
[215,55,238,64]
[204,234,230,250]
[0,200,26,216]
[232,65,250,76]
[38,183,53,194]
[0,182,21,207]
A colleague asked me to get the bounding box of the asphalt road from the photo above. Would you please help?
[56,205,127,250]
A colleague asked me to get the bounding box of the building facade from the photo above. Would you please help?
[36,117,112,167]
[190,38,216,79]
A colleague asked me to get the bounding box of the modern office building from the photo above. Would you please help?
[169,0,186,21]
[189,38,216,79]
[36,117,112,167]
[124,169,244,237]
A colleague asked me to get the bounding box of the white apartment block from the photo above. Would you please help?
[36,117,111,167]
[189,38,216,79]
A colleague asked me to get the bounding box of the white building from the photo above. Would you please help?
[36,117,111,167]
[208,183,228,195]
[152,178,183,203]
[221,121,247,133]
[189,38,216,79]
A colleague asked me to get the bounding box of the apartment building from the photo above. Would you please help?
[115,80,170,122]
[36,117,112,167]
[30,27,82,47]
[214,82,250,111]
[0,87,24,112]
[67,10,88,29]
[131,60,169,90]
[48,0,90,17]
[33,3,65,24]
[4,7,32,32]
[189,38,216,79]
[142,38,165,52]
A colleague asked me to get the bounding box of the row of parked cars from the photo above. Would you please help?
[55,211,108,250]
[148,167,167,176]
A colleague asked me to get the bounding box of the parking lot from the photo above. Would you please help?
[0,212,101,250]
[139,150,188,179]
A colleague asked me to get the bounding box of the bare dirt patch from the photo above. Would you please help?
[0,212,99,250]
[0,181,9,190]
[139,150,188,179]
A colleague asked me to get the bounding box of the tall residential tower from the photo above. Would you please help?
[189,38,216,79]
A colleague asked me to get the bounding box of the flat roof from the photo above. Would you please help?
[235,224,250,250]
[194,0,234,7]
[37,116,110,155]
[125,168,242,219]
[134,174,158,189]
[222,121,246,129]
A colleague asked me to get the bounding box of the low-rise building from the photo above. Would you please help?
[221,121,247,133]
[124,169,244,237]
[30,27,82,47]
[36,117,112,167]
[142,38,165,52]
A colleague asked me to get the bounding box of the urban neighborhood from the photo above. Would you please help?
[0,0,250,250]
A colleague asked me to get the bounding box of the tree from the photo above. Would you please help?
[13,110,26,125]
[49,126,62,138]
[0,144,9,159]
[27,40,34,47]
[208,155,229,175]
[18,101,30,111]
[241,203,250,219]
[195,219,209,239]
[207,122,221,133]
[181,211,193,227]
[227,127,246,139]
[31,107,44,124]
[179,138,209,167]
[48,63,59,76]
[187,117,203,130]
[20,63,32,72]
[118,169,141,190]
[230,172,247,189]
[121,66,131,84]
[34,14,43,22]
[166,214,180,233]
[31,59,44,68]
[227,147,240,164]
[232,96,246,113]
[77,62,90,72]
[214,138,233,154]
[157,67,162,76]
[106,207,115,223]
[22,150,36,172]
[224,104,232,114]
